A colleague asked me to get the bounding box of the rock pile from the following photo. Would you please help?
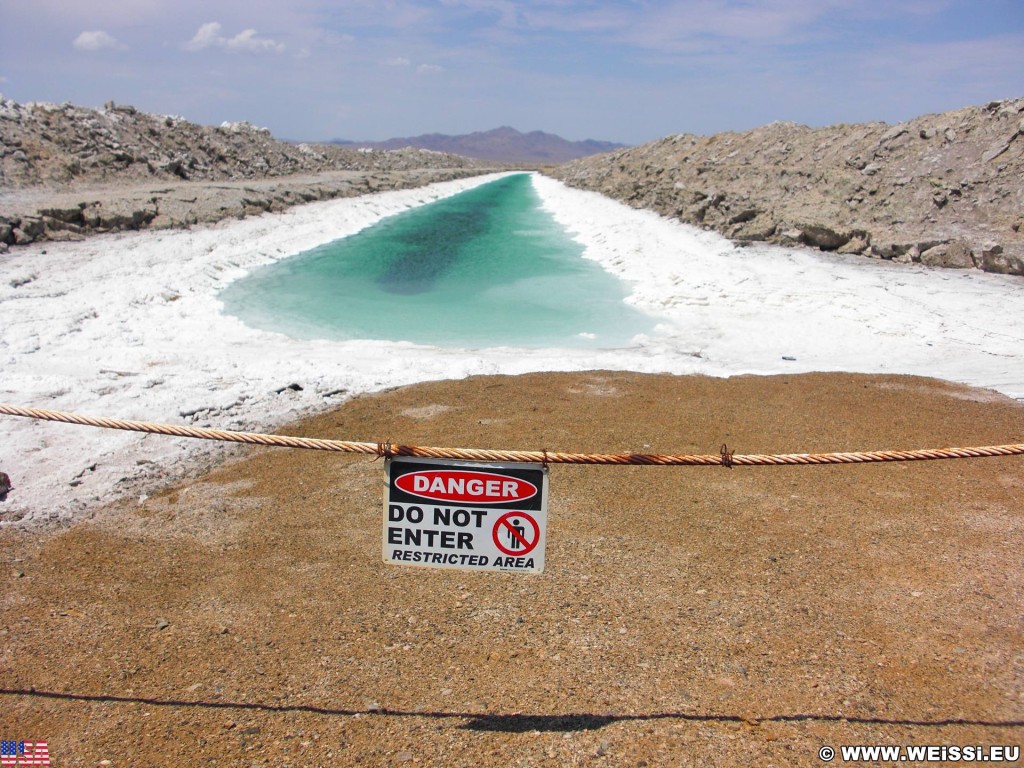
[0,97,494,247]
[549,98,1024,275]
[0,98,483,187]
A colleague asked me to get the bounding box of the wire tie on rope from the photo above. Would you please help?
[375,440,394,462]
[541,449,550,470]
[720,443,735,469]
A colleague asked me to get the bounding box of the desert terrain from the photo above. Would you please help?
[2,372,1023,765]
[1,98,1022,766]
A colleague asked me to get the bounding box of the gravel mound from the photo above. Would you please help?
[0,97,497,247]
[548,98,1024,275]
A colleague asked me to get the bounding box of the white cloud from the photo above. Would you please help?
[417,63,445,75]
[73,30,122,52]
[185,21,285,54]
[440,0,520,27]
[385,57,412,67]
[226,28,286,54]
[186,22,224,51]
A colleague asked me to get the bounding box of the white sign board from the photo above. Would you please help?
[384,457,549,573]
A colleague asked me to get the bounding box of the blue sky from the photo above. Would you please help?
[1,0,1022,145]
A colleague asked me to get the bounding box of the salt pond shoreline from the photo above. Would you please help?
[2,172,1023,526]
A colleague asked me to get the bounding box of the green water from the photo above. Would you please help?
[220,173,653,348]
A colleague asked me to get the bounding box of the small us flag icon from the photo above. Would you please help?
[0,741,49,766]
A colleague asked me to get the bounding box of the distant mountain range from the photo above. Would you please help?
[328,126,627,164]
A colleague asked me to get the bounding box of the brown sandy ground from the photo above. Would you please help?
[1,371,1022,767]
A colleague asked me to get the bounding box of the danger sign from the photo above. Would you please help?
[384,457,549,573]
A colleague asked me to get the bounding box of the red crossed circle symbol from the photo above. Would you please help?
[492,511,540,556]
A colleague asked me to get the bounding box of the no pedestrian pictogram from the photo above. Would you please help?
[492,511,540,556]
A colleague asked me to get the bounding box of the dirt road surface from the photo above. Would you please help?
[2,371,1022,766]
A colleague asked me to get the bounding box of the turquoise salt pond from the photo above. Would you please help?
[220,174,654,348]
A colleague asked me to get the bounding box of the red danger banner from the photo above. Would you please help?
[395,469,538,504]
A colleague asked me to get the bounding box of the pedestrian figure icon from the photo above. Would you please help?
[507,518,526,549]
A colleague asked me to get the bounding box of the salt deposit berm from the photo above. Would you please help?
[2,95,1022,276]
[548,97,1024,276]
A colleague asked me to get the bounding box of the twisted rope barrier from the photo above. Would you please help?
[2,403,1023,467]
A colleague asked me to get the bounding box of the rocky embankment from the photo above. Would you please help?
[0,98,497,248]
[549,98,1024,275]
